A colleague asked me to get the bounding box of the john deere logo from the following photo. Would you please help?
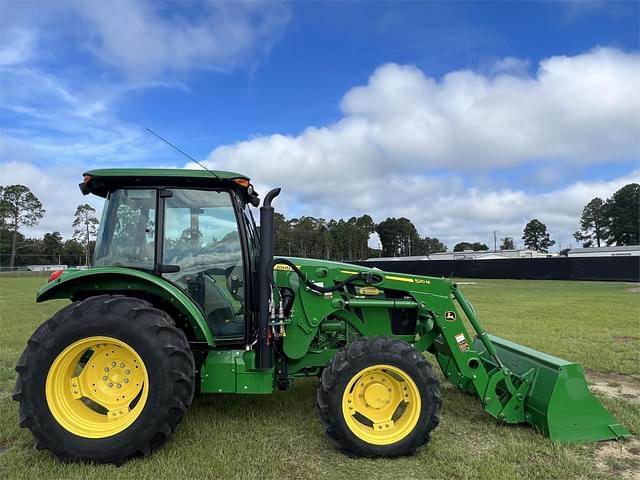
[273,264,293,271]
[445,311,456,322]
[358,286,381,296]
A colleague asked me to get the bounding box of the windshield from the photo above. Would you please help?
[94,189,156,269]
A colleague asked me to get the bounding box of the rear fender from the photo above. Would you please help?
[37,267,215,345]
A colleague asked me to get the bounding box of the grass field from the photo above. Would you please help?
[0,276,638,479]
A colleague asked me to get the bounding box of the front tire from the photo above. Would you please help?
[13,295,195,464]
[317,337,441,457]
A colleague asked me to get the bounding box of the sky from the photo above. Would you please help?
[0,0,639,252]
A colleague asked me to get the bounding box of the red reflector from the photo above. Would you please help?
[48,270,63,283]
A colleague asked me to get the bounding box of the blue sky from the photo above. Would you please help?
[1,0,639,250]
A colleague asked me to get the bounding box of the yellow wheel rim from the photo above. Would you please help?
[45,336,149,438]
[342,364,421,445]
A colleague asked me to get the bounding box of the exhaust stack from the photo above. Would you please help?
[256,188,281,369]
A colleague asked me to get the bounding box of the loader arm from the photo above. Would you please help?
[424,284,631,443]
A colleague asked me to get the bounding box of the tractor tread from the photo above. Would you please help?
[317,336,441,458]
[13,294,195,465]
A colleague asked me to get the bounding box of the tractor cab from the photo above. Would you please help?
[85,169,260,342]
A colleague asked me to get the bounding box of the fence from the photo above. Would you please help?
[0,270,53,278]
[352,256,639,282]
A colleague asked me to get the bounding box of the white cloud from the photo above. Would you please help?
[0,162,104,239]
[389,170,640,249]
[0,28,36,66]
[490,56,530,76]
[0,1,292,176]
[208,48,639,177]
[1,1,290,79]
[77,1,291,78]
[203,48,640,249]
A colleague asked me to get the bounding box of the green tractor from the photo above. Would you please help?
[14,169,629,464]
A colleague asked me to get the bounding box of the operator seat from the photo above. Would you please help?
[201,275,244,338]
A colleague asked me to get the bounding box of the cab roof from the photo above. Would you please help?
[81,168,251,198]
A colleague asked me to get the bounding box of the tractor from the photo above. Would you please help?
[14,169,629,464]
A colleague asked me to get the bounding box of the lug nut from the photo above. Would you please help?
[108,383,113,388]
[125,370,130,374]
[120,362,125,368]
[123,379,129,384]
[117,384,122,389]
[111,361,116,367]
[104,367,109,372]
[102,376,108,381]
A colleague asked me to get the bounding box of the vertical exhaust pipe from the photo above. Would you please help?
[256,188,281,369]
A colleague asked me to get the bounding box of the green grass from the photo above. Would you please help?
[0,277,638,480]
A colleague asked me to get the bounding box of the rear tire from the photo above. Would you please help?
[13,295,195,464]
[317,336,441,457]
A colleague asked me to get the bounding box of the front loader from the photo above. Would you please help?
[13,169,630,463]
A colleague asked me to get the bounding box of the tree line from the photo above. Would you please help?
[1,182,638,268]
[0,185,99,269]
[572,183,640,248]
[273,213,447,260]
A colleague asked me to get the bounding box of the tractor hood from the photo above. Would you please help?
[274,255,443,289]
[277,256,379,274]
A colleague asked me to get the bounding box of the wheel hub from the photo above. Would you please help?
[46,336,149,438]
[363,380,391,408]
[342,364,422,445]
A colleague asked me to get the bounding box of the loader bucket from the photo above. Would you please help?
[474,335,630,443]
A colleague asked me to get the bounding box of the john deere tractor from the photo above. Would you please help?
[14,169,629,464]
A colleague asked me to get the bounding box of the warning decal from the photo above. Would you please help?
[454,333,469,352]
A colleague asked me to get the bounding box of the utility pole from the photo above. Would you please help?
[493,231,497,252]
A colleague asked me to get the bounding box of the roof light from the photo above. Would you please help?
[234,178,250,188]
[48,270,63,283]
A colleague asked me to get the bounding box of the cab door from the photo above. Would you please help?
[162,189,246,340]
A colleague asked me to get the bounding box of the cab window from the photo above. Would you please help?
[94,189,156,269]
[163,189,245,340]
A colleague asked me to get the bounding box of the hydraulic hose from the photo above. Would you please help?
[268,258,383,294]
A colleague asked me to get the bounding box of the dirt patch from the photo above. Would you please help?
[0,440,12,455]
[587,372,640,402]
[594,437,640,480]
[624,286,640,293]
[614,335,639,343]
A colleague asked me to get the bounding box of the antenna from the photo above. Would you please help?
[146,128,219,179]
